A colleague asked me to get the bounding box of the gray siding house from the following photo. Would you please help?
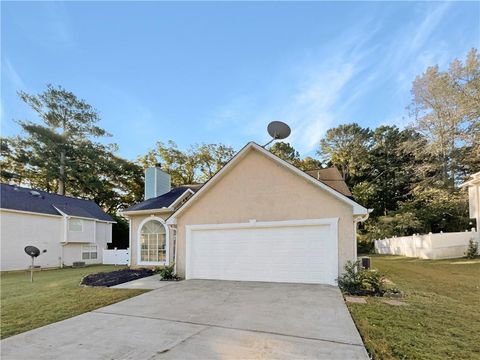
[0,184,115,271]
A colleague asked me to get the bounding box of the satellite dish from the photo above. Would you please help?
[267,121,291,140]
[263,121,291,147]
[24,246,45,282]
[24,246,41,258]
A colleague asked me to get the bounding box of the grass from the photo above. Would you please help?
[0,265,148,339]
[348,255,480,359]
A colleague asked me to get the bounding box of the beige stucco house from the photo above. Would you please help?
[0,184,114,271]
[123,142,369,285]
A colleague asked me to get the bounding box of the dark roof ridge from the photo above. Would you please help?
[0,183,114,222]
[1,183,96,203]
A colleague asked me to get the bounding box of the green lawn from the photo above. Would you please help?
[0,265,147,339]
[348,255,480,360]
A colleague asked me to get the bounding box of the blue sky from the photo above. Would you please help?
[1,1,479,160]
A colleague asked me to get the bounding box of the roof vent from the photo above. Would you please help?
[30,190,41,197]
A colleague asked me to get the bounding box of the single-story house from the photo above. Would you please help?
[0,184,115,271]
[122,142,369,285]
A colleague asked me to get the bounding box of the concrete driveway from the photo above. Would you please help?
[1,280,368,359]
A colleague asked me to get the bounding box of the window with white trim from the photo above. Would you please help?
[69,218,83,232]
[140,220,166,263]
[82,245,98,260]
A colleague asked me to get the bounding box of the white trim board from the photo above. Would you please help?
[122,208,172,216]
[168,142,367,225]
[0,208,63,218]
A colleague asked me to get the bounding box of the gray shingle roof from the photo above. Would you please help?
[123,184,202,212]
[0,183,114,222]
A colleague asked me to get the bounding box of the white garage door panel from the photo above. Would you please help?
[187,220,338,285]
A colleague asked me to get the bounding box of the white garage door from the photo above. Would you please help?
[186,219,338,285]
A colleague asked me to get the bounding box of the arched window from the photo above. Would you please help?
[140,220,166,263]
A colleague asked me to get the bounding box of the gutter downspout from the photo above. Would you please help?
[61,215,69,268]
[168,224,178,275]
[52,206,69,268]
[127,216,132,267]
[353,210,372,260]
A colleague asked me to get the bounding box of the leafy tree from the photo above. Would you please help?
[269,142,323,170]
[318,123,372,186]
[139,141,196,186]
[1,85,144,213]
[16,85,107,195]
[409,48,480,188]
[297,156,323,171]
[352,126,422,217]
[196,143,235,182]
[269,142,300,163]
[396,187,470,234]
[139,141,235,186]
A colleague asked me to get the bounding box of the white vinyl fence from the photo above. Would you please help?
[103,248,130,265]
[375,230,479,259]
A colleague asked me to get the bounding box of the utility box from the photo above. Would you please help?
[361,257,371,270]
[72,261,86,268]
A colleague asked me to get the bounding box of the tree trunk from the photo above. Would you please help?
[58,150,65,195]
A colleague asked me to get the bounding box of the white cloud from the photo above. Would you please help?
[210,23,377,155]
[2,58,27,91]
[204,2,465,156]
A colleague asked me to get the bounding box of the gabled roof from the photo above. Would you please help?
[305,168,352,198]
[167,142,368,224]
[0,183,114,222]
[122,184,203,214]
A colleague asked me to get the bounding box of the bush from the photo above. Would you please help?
[465,238,479,259]
[357,240,374,254]
[336,260,385,296]
[156,264,178,280]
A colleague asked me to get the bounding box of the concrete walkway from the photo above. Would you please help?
[1,280,368,359]
[111,274,174,290]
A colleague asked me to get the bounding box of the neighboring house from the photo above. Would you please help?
[123,142,369,285]
[461,171,480,229]
[0,184,115,271]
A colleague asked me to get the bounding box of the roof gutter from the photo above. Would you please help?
[122,208,173,217]
[52,206,116,223]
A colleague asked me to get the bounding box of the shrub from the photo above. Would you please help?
[465,238,479,259]
[357,239,374,254]
[336,260,385,296]
[336,261,363,294]
[156,264,177,280]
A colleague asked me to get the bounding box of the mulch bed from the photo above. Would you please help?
[80,268,155,287]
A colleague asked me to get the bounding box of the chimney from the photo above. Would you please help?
[145,164,171,200]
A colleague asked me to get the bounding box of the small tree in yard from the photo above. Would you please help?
[465,239,479,259]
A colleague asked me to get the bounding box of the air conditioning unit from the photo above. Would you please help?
[72,261,86,268]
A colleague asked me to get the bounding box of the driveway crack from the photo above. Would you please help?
[150,326,209,358]
[94,311,364,348]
